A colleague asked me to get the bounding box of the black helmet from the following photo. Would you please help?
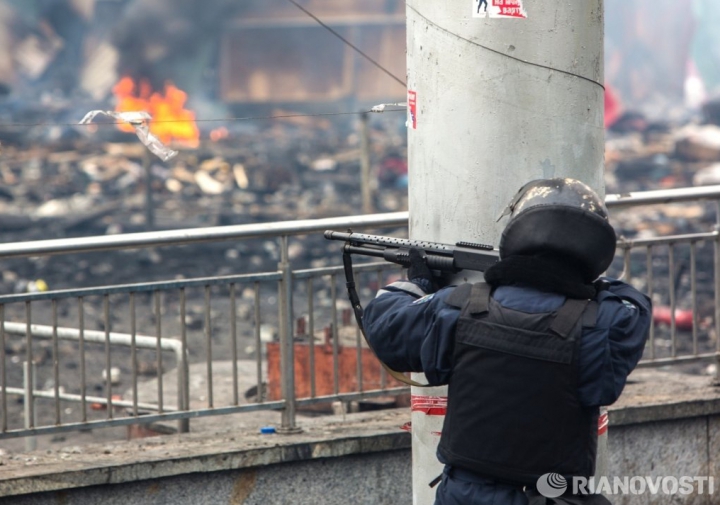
[498,178,617,282]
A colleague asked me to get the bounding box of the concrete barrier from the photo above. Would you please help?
[1,369,719,504]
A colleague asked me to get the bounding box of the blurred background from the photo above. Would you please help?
[0,0,718,289]
[0,1,718,123]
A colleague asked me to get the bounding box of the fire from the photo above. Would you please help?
[113,76,200,147]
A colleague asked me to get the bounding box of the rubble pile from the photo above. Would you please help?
[605,107,720,239]
[0,113,408,290]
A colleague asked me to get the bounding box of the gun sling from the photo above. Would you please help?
[342,247,431,388]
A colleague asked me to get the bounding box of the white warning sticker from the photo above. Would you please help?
[473,0,527,19]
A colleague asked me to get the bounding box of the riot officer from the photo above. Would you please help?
[363,178,651,505]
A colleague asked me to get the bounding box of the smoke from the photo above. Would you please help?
[605,0,696,111]
[111,0,243,90]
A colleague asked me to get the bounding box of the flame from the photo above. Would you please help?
[113,76,199,147]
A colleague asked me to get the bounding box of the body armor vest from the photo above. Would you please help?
[437,283,599,486]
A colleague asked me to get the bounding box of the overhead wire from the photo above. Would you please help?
[406,4,604,91]
[284,0,407,88]
[0,1,409,131]
[0,109,406,129]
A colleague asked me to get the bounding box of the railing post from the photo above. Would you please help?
[177,346,190,433]
[715,201,720,385]
[179,288,190,433]
[278,235,301,433]
[23,361,37,452]
[360,111,373,214]
[25,302,33,430]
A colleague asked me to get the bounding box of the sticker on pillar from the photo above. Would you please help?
[408,90,417,130]
[597,411,609,436]
[473,0,527,19]
[411,395,447,416]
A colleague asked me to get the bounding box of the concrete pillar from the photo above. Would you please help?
[406,1,605,503]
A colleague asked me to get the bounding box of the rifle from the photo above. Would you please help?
[324,230,499,387]
[324,230,499,273]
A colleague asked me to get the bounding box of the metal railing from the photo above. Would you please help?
[1,187,720,442]
[0,213,407,440]
[2,321,187,451]
[607,188,720,370]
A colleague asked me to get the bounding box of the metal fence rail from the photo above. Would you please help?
[608,187,720,370]
[616,231,720,367]
[0,213,408,440]
[1,188,720,441]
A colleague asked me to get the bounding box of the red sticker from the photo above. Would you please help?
[411,395,447,416]
[598,412,609,436]
[408,90,418,130]
[473,0,527,19]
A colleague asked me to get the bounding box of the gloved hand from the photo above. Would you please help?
[407,248,437,293]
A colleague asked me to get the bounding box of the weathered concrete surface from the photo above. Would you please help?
[604,369,720,505]
[609,369,720,425]
[608,419,712,505]
[2,368,720,504]
[1,450,412,505]
[0,409,411,500]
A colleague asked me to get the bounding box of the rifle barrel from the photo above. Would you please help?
[326,230,498,273]
[324,231,456,256]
